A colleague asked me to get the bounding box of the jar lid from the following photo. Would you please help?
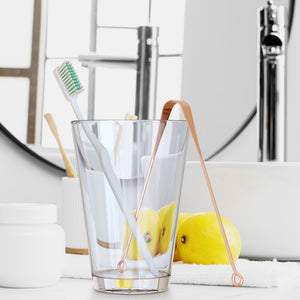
[0,203,57,224]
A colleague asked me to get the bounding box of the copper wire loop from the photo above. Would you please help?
[232,272,244,287]
[117,260,127,273]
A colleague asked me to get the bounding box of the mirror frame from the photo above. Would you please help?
[0,123,65,174]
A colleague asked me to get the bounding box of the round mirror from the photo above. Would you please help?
[0,0,294,168]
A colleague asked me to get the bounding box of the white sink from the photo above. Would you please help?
[180,162,300,260]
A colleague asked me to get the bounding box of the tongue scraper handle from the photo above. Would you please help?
[120,100,244,287]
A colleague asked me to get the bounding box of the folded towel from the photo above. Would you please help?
[171,259,300,288]
[63,254,300,288]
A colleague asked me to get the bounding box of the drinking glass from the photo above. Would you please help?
[72,120,189,294]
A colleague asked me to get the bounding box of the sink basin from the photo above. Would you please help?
[180,162,300,260]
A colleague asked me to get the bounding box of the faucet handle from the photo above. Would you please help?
[259,0,287,29]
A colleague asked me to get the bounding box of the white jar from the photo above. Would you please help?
[0,203,65,288]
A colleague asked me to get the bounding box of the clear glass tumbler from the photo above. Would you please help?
[72,120,189,294]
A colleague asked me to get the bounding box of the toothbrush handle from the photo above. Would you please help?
[71,98,159,277]
[85,126,159,277]
[70,97,85,121]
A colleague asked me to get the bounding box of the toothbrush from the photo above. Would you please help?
[44,113,78,178]
[53,61,159,277]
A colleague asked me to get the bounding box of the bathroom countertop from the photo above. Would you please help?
[1,277,300,300]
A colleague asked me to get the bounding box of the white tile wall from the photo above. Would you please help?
[0,0,33,68]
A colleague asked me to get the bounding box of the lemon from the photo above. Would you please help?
[121,208,160,260]
[116,279,133,288]
[173,213,193,261]
[176,212,241,265]
[158,201,176,254]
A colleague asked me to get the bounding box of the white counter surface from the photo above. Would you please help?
[1,277,300,300]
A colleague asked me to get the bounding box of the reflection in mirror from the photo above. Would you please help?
[1,0,293,167]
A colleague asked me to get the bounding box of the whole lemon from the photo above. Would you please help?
[121,208,160,260]
[158,201,176,254]
[173,213,193,261]
[176,212,241,265]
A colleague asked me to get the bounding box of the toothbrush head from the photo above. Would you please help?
[54,61,84,99]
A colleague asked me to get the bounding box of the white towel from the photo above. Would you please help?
[171,259,300,287]
[63,254,300,288]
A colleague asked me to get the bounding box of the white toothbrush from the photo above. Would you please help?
[53,61,159,277]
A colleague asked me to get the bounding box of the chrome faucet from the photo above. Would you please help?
[258,0,288,162]
[135,26,159,120]
[78,25,159,121]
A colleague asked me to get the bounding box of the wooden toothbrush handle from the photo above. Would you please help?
[44,113,78,178]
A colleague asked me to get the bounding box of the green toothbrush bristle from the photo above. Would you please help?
[58,61,83,95]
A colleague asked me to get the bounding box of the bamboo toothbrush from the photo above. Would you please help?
[53,61,159,277]
[44,113,78,178]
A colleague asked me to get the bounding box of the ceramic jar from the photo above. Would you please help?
[0,203,65,288]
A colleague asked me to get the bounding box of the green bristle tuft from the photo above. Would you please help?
[58,61,83,95]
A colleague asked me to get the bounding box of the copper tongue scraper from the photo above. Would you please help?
[118,100,244,287]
